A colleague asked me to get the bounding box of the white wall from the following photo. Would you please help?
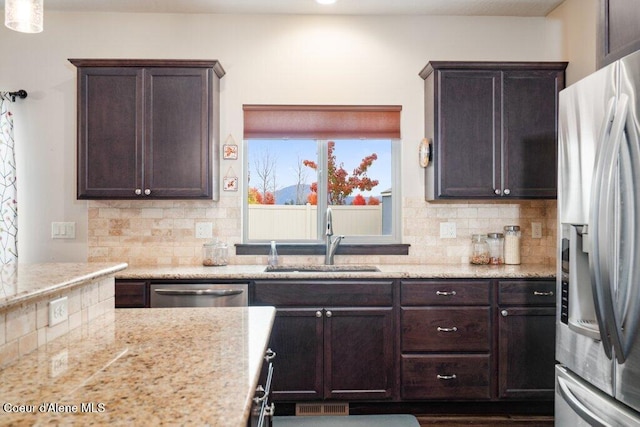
[0,11,572,262]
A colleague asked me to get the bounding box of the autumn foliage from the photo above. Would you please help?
[248,187,275,205]
[304,141,379,205]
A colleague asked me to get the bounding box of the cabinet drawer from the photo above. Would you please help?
[401,280,490,306]
[401,307,490,352]
[498,280,555,306]
[252,280,393,306]
[115,280,148,308]
[401,354,491,399]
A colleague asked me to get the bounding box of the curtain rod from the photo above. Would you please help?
[8,90,28,102]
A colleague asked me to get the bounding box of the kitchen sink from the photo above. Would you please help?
[264,264,380,273]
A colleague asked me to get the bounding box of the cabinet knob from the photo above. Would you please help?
[316,311,323,318]
[325,310,332,318]
[504,188,511,195]
[144,189,151,195]
[501,310,509,317]
[494,189,501,195]
[135,189,142,195]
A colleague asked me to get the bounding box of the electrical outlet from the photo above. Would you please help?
[50,350,68,378]
[49,297,68,327]
[440,222,457,239]
[531,222,543,239]
[195,222,213,239]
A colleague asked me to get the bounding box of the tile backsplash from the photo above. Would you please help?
[88,197,556,266]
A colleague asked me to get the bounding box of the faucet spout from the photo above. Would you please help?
[325,207,343,265]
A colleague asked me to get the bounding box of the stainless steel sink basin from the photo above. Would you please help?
[264,264,380,273]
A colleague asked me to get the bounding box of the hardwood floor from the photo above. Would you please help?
[417,415,554,426]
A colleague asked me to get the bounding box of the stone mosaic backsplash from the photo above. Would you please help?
[88,197,556,267]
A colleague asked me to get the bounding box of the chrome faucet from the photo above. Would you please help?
[325,207,344,265]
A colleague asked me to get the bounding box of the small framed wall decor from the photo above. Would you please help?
[223,135,238,160]
[223,166,238,192]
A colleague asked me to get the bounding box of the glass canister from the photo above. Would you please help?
[504,225,521,265]
[470,234,490,265]
[486,232,504,265]
[202,240,228,266]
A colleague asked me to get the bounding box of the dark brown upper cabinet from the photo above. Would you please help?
[420,61,567,200]
[70,59,225,200]
[598,0,640,68]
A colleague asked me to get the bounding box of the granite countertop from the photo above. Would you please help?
[0,306,276,426]
[118,263,556,280]
[0,263,128,310]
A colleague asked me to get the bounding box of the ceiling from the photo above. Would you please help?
[2,0,566,17]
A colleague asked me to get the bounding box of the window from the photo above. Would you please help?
[243,105,401,245]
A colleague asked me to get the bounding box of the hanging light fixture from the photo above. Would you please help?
[4,0,44,33]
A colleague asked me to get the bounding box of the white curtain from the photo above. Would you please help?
[0,93,18,264]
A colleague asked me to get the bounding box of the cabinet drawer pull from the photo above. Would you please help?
[253,385,268,403]
[437,374,457,380]
[437,326,458,332]
[264,348,276,362]
[533,291,554,296]
[436,290,457,296]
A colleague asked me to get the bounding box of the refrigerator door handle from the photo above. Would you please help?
[600,94,630,363]
[589,96,617,359]
[557,375,609,427]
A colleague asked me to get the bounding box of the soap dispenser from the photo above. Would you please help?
[268,240,278,267]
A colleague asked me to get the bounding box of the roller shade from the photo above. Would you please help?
[243,105,401,139]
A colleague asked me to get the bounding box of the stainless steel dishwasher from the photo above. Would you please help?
[149,283,248,307]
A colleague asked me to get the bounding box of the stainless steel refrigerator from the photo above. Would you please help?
[556,49,640,425]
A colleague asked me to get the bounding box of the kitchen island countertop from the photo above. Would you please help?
[0,306,276,426]
[118,263,555,280]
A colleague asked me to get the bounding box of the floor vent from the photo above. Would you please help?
[295,402,349,416]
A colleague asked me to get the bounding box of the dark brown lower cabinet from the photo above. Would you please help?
[497,306,556,399]
[114,280,148,308]
[268,306,394,401]
[497,279,556,400]
[253,280,395,402]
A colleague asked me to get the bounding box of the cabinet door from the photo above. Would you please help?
[144,68,212,198]
[497,306,556,399]
[598,0,640,68]
[434,70,501,198]
[324,307,394,400]
[77,67,144,198]
[502,70,563,198]
[269,308,323,401]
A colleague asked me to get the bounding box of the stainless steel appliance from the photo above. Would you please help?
[150,283,248,307]
[556,48,640,425]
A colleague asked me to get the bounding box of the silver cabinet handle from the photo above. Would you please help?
[533,291,554,296]
[135,188,142,195]
[264,348,276,362]
[436,290,457,296]
[504,188,511,195]
[501,310,509,317]
[437,374,457,380]
[144,189,151,195]
[316,311,322,318]
[325,310,332,318]
[153,289,243,297]
[437,326,458,332]
[264,403,275,417]
[494,189,501,195]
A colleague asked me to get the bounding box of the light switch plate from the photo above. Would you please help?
[51,222,76,239]
[440,222,457,239]
[531,222,543,239]
[49,297,68,327]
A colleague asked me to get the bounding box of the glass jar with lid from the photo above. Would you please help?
[202,239,228,266]
[503,225,521,265]
[470,234,490,265]
[486,232,504,265]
